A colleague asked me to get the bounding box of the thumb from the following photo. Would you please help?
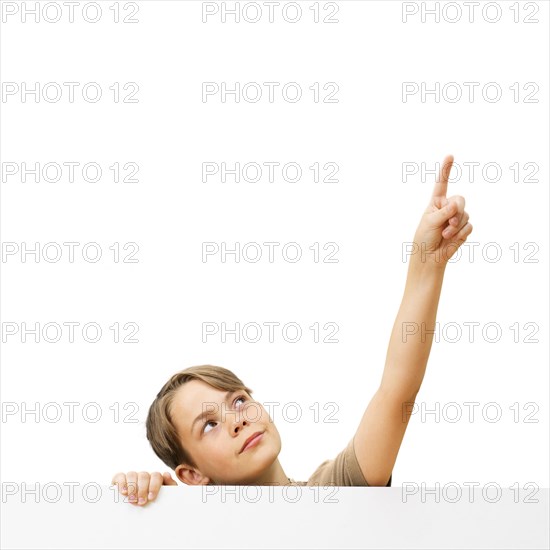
[163,472,178,486]
[429,199,457,227]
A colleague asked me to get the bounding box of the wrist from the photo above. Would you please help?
[409,235,453,272]
[408,255,447,282]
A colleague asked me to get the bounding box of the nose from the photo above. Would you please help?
[229,410,248,433]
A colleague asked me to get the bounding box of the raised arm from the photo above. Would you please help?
[353,155,473,486]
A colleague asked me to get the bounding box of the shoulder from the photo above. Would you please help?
[306,437,369,486]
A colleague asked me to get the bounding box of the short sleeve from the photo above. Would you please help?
[307,436,392,487]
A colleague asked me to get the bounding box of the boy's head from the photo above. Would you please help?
[146,365,283,485]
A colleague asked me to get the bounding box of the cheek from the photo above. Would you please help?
[245,403,267,423]
[197,439,230,471]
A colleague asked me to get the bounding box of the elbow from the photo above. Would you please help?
[378,384,420,404]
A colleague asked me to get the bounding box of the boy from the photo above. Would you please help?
[112,155,472,505]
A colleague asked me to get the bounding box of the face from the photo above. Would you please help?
[170,380,282,485]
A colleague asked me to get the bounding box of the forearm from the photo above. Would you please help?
[379,259,446,399]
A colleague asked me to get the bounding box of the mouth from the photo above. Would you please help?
[240,431,264,454]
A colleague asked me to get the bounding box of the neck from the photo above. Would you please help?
[247,458,292,486]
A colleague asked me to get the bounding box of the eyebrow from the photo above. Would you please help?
[191,390,235,436]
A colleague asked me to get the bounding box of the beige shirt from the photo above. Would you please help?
[289,436,392,487]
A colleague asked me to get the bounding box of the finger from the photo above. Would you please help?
[146,472,164,502]
[163,472,178,486]
[430,199,458,227]
[444,211,469,238]
[126,471,138,504]
[134,472,151,506]
[148,473,165,500]
[446,195,465,226]
[449,221,473,244]
[432,155,454,201]
[111,473,128,495]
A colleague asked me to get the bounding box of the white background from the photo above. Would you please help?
[1,0,548,499]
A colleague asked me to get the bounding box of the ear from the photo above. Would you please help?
[175,464,211,486]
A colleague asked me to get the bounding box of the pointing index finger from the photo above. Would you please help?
[432,154,454,201]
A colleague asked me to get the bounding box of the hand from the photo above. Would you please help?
[111,471,178,506]
[412,154,473,269]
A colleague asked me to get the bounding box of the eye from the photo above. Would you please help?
[202,419,217,434]
[234,395,247,407]
[201,395,248,434]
